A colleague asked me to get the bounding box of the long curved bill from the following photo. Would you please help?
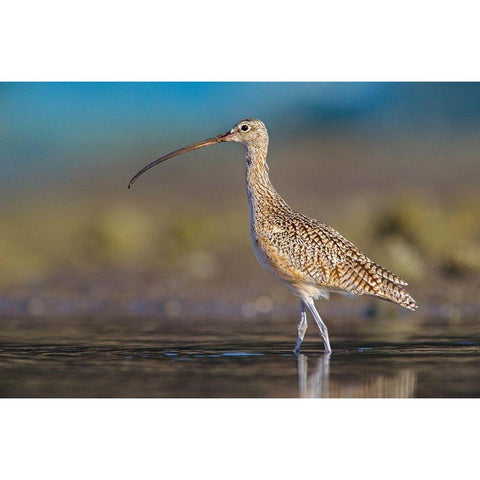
[128,130,232,189]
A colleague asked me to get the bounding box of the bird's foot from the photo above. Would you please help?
[322,337,332,355]
[293,341,302,355]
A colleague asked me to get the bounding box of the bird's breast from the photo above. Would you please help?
[249,229,333,300]
[250,222,304,281]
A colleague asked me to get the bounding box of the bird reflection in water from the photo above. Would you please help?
[296,354,416,398]
[296,354,331,398]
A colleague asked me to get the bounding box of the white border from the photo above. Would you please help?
[2,1,480,80]
[1,399,478,479]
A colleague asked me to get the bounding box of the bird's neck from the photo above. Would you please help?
[245,144,283,215]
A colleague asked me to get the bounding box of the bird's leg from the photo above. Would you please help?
[304,299,332,354]
[293,300,308,354]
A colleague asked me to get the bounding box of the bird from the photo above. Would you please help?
[128,118,417,354]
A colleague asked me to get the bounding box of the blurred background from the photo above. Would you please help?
[1,82,480,320]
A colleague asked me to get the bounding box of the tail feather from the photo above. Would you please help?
[367,261,408,287]
[336,260,417,311]
[377,280,418,311]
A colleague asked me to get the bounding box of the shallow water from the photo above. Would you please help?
[0,315,479,397]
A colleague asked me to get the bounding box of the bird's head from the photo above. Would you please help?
[224,118,269,148]
[128,118,268,188]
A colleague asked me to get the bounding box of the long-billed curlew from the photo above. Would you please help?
[128,119,417,354]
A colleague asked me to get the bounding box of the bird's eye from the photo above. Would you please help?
[240,124,249,132]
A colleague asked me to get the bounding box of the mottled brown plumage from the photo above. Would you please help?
[129,118,417,354]
[254,205,417,310]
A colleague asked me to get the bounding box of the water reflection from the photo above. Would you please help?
[1,316,479,397]
[296,353,416,398]
[296,354,330,397]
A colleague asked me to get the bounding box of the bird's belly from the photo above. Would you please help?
[250,231,332,300]
[250,232,280,277]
